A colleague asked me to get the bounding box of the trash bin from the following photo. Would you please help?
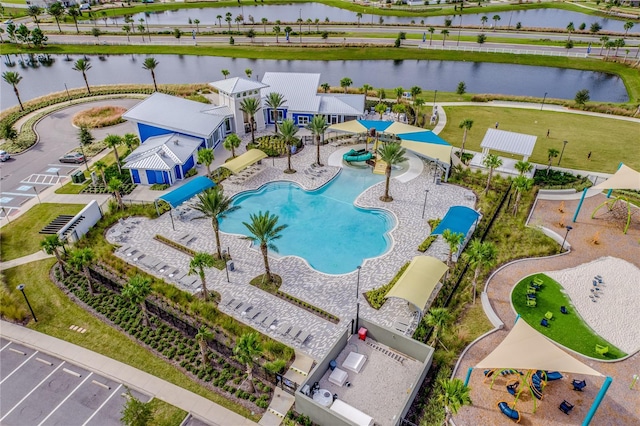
[226,260,235,272]
[436,177,442,185]
[358,327,368,341]
[71,170,86,184]
[329,360,337,371]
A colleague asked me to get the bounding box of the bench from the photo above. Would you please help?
[497,401,520,423]
[595,344,609,356]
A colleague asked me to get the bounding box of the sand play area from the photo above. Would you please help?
[545,257,640,355]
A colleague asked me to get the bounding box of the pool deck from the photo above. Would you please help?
[107,141,475,360]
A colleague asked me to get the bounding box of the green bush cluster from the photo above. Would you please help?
[287,411,313,426]
[533,169,592,190]
[154,235,197,257]
[185,168,198,178]
[365,262,410,309]
[249,135,302,157]
[275,291,340,323]
[150,183,170,191]
[417,235,437,252]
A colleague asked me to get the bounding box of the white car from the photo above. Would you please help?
[0,150,10,162]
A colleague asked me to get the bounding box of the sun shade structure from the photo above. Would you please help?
[222,149,268,174]
[480,129,537,161]
[157,176,215,208]
[592,164,640,190]
[384,256,448,314]
[432,206,481,237]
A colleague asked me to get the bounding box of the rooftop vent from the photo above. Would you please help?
[173,139,179,145]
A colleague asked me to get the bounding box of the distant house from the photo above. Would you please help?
[122,92,234,149]
[122,133,202,185]
[209,77,269,134]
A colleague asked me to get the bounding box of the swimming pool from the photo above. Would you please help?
[219,168,395,274]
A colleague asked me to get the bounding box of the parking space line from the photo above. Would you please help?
[0,341,11,351]
[0,361,65,422]
[36,357,54,366]
[1,192,36,197]
[82,383,122,426]
[36,372,93,426]
[0,351,38,385]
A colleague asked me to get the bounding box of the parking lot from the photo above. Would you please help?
[0,338,151,426]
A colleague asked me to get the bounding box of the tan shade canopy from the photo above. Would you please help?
[385,256,448,313]
[476,319,603,377]
[222,149,267,174]
[592,164,640,191]
[327,120,368,133]
[400,141,452,165]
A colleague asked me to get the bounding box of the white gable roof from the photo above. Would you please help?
[319,94,365,116]
[123,133,202,171]
[480,128,537,157]
[261,72,321,113]
[209,77,269,95]
[123,93,232,138]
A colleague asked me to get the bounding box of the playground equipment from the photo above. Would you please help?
[498,401,521,423]
[343,148,373,163]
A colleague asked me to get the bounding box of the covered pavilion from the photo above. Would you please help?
[220,149,268,174]
[469,128,537,177]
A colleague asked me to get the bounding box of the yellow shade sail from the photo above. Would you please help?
[385,256,448,313]
[592,164,640,190]
[222,149,267,174]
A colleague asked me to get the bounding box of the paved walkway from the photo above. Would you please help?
[0,251,53,271]
[0,321,256,426]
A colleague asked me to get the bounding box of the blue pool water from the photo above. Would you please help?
[219,168,394,274]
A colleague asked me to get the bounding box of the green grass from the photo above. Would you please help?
[438,106,640,173]
[2,260,259,422]
[55,179,91,194]
[148,399,187,426]
[512,273,626,360]
[0,203,84,261]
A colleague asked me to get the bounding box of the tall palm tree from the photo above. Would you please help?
[428,26,435,45]
[123,133,140,153]
[72,58,92,94]
[375,102,386,119]
[481,16,488,30]
[221,69,230,79]
[410,85,422,101]
[223,134,241,158]
[273,25,281,43]
[197,148,214,176]
[279,118,299,173]
[599,36,609,55]
[188,252,215,300]
[356,12,362,27]
[413,98,425,125]
[442,229,464,267]
[2,71,24,111]
[69,248,96,295]
[512,175,534,216]
[546,148,559,174]
[94,160,108,187]
[320,82,330,93]
[122,275,152,326]
[41,235,66,279]
[142,57,159,91]
[67,5,81,33]
[514,160,533,176]
[265,92,286,132]
[377,142,407,202]
[437,378,472,425]
[307,115,328,166]
[361,83,372,96]
[482,153,502,192]
[623,21,634,37]
[492,14,501,31]
[195,325,213,365]
[108,177,125,210]
[240,97,261,145]
[47,2,64,33]
[441,29,449,45]
[242,211,288,282]
[425,307,452,349]
[27,5,42,29]
[104,134,123,173]
[461,239,497,304]
[458,119,473,159]
[191,186,240,259]
[394,87,404,103]
[340,77,353,93]
[566,22,575,42]
[233,332,263,394]
[261,17,268,33]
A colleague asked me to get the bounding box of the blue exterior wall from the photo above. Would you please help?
[292,113,313,127]
[131,169,141,184]
[174,164,182,180]
[181,155,195,175]
[265,108,288,125]
[138,123,173,142]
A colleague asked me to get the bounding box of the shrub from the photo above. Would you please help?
[365,262,410,309]
[184,168,198,178]
[418,235,437,252]
[150,183,170,191]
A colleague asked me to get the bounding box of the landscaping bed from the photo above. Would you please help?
[72,106,127,128]
[248,135,303,157]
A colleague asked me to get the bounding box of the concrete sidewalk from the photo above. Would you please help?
[0,251,54,271]
[0,321,257,426]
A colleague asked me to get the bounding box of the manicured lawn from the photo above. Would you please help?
[0,203,84,261]
[437,106,640,173]
[512,273,626,360]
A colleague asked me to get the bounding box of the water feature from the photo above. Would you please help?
[129,4,639,33]
[218,167,393,275]
[0,54,628,109]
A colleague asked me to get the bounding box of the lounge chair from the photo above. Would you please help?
[560,306,568,314]
[235,302,251,314]
[526,298,537,307]
[595,344,609,356]
[572,379,587,391]
[545,311,554,320]
[296,330,311,345]
[253,312,267,324]
[224,298,237,307]
[287,326,302,340]
[559,400,574,415]
[277,323,292,335]
[262,315,277,329]
[497,402,520,423]
[540,318,549,327]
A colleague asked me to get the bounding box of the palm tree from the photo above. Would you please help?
[28,5,42,29]
[461,239,497,304]
[73,58,92,94]
[242,211,288,282]
[188,252,215,300]
[410,85,422,102]
[514,160,533,176]
[481,16,488,30]
[48,2,64,33]
[197,148,214,177]
[307,115,328,166]
[566,22,575,42]
[273,25,281,43]
[233,332,263,394]
[599,36,609,55]
[123,133,140,153]
[67,5,81,33]
[191,186,240,259]
[428,26,435,45]
[512,175,534,216]
[261,17,268,33]
[482,153,502,192]
[94,160,108,187]
[375,103,386,119]
[362,83,372,97]
[320,82,330,93]
[413,98,425,125]
[394,87,404,103]
[623,21,634,37]
[223,134,241,158]
[245,68,252,79]
[437,378,472,425]
[122,275,152,326]
[265,92,286,132]
[41,235,66,279]
[278,118,299,173]
[142,57,159,91]
[441,29,449,45]
[69,248,96,295]
[194,18,200,33]
[123,25,131,42]
[377,142,407,202]
[104,134,123,173]
[217,14,223,27]
[442,229,464,267]
[492,14,501,31]
[356,12,362,27]
[425,307,452,349]
[546,148,559,174]
[392,103,406,120]
[2,71,24,111]
[340,77,353,93]
[221,69,230,79]
[195,325,213,365]
[240,97,261,145]
[108,177,125,210]
[458,119,473,159]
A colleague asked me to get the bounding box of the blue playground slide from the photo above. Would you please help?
[343,149,373,163]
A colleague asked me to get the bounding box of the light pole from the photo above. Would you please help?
[456,15,463,46]
[561,225,573,252]
[2,207,10,223]
[17,284,37,322]
[355,266,361,329]
[558,140,568,166]
[422,189,429,219]
[79,142,89,172]
[540,92,547,110]
[33,186,41,204]
[433,90,438,107]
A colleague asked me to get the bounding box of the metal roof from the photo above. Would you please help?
[122,93,232,138]
[123,133,202,171]
[319,94,365,115]
[209,77,269,95]
[261,72,321,113]
[480,128,537,157]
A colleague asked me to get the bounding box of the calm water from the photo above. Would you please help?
[0,54,628,109]
[219,168,392,275]
[130,4,639,33]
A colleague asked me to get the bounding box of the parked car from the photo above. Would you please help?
[0,150,10,162]
[59,152,85,163]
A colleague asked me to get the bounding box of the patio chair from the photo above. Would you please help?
[560,306,569,314]
[559,400,574,415]
[595,344,609,356]
[540,318,550,327]
[527,286,536,295]
[526,293,536,300]
[277,322,291,335]
[526,298,537,307]
[544,311,554,320]
[287,326,302,340]
[296,330,311,345]
[572,379,587,391]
